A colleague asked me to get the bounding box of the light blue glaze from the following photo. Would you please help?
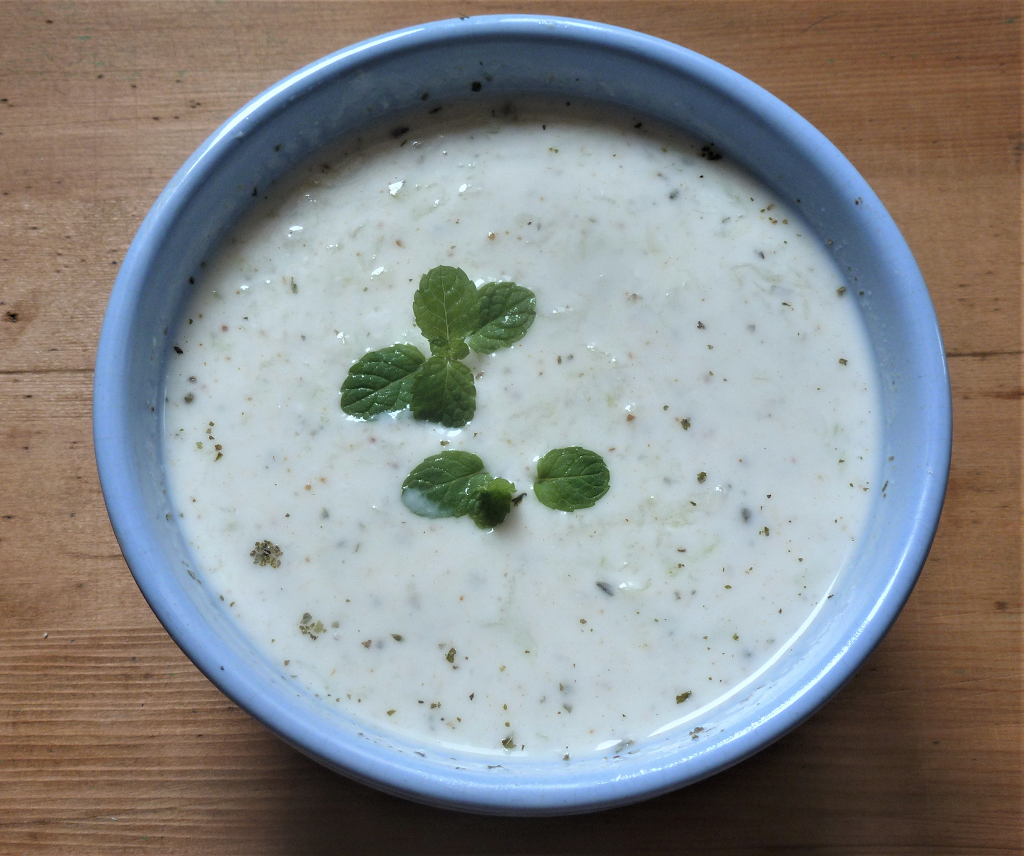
[93,15,951,815]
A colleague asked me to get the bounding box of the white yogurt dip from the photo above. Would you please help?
[163,100,880,759]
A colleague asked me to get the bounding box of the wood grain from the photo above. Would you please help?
[0,2,1019,853]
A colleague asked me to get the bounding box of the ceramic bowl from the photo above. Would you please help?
[93,15,951,815]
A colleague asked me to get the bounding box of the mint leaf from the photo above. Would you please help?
[533,447,610,511]
[413,266,480,348]
[468,282,537,353]
[411,355,476,428]
[340,344,426,418]
[401,451,491,518]
[468,477,516,529]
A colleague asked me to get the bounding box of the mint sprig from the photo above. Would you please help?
[402,451,515,528]
[340,265,536,429]
[339,266,611,528]
[533,447,610,511]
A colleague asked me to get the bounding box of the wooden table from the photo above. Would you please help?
[1,2,1019,852]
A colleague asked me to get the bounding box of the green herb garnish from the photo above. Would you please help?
[468,477,516,529]
[403,446,609,527]
[342,267,613,527]
[341,265,535,428]
[533,447,610,511]
[410,355,476,427]
[401,451,492,518]
[340,344,425,418]
[298,612,326,639]
[250,539,283,568]
[468,282,537,353]
[412,265,481,352]
[401,451,516,528]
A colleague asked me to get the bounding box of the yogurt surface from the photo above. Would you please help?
[163,100,880,759]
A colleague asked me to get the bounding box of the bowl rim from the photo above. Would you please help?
[94,13,953,814]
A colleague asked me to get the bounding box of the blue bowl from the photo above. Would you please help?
[93,15,951,814]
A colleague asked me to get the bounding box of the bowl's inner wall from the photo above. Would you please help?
[99,20,947,811]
